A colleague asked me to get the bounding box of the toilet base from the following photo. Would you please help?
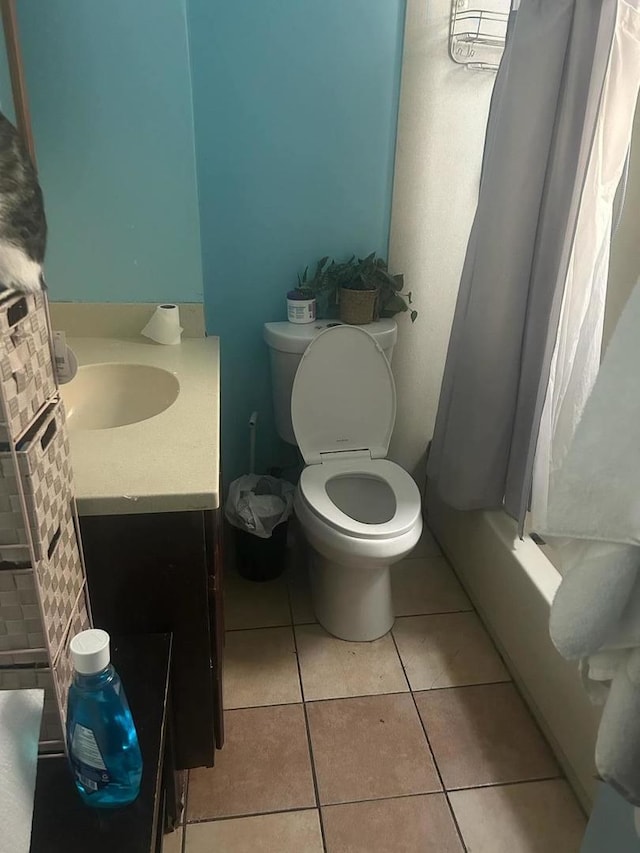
[309,552,394,642]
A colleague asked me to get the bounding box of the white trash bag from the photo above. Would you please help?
[225,475,294,539]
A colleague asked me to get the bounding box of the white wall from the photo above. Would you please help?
[387,0,495,483]
[604,101,640,347]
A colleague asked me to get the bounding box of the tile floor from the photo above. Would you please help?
[164,526,586,853]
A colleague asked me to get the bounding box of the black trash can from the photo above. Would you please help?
[235,519,288,582]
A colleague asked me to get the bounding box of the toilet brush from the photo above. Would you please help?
[249,411,258,474]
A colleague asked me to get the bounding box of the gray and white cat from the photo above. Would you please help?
[0,110,46,294]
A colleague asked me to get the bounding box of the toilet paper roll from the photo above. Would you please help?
[141,304,183,345]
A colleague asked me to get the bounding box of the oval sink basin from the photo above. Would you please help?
[61,363,180,430]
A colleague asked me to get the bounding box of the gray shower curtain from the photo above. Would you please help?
[426,0,619,531]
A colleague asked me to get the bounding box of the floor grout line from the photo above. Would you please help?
[223,676,521,714]
[224,605,484,633]
[446,774,565,793]
[394,608,475,618]
[183,774,569,827]
[224,691,407,713]
[408,677,513,694]
[391,626,412,693]
[186,804,321,826]
[314,789,444,811]
[285,556,329,853]
[225,622,296,632]
[389,628,469,853]
[314,774,565,802]
[301,703,328,852]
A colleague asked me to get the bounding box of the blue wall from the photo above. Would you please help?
[187,0,405,482]
[15,0,405,484]
[18,0,203,303]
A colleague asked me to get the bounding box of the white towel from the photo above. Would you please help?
[549,542,640,659]
[541,279,640,803]
[0,689,44,853]
[596,649,640,806]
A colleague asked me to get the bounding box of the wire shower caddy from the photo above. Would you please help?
[449,0,510,71]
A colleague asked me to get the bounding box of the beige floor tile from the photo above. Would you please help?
[287,562,317,624]
[162,827,183,853]
[408,526,441,558]
[225,568,291,630]
[296,624,408,701]
[415,683,559,789]
[391,556,471,617]
[187,705,315,819]
[224,627,301,709]
[393,612,510,690]
[185,810,323,852]
[307,693,441,804]
[322,794,464,853]
[449,780,586,853]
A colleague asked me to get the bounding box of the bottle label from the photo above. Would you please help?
[70,723,111,792]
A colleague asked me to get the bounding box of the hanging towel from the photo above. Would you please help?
[541,278,640,804]
[549,543,640,659]
[595,648,640,806]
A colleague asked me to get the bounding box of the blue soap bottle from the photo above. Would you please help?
[66,629,143,807]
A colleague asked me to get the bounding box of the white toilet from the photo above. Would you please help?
[264,321,422,641]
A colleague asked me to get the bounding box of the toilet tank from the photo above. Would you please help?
[263,319,398,445]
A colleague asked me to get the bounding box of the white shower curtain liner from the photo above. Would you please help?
[532,0,640,531]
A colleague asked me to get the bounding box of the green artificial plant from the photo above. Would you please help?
[295,253,417,322]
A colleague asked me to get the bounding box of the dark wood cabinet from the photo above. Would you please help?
[80,508,224,770]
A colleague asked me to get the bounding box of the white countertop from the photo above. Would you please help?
[63,336,220,516]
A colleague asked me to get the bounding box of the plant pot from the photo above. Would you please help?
[339,287,377,325]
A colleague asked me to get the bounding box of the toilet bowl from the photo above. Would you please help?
[295,458,422,640]
[290,325,423,641]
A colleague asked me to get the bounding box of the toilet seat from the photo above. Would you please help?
[292,324,420,546]
[298,458,421,540]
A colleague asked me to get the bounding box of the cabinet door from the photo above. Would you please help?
[205,508,224,749]
[80,511,216,769]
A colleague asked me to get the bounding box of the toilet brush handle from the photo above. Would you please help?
[249,411,258,474]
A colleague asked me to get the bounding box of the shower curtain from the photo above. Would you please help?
[531,6,640,530]
[426,0,622,532]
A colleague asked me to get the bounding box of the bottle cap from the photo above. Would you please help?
[70,629,111,675]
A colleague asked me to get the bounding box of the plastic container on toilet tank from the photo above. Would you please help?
[263,319,397,445]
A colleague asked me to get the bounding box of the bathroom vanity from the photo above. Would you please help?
[58,331,223,770]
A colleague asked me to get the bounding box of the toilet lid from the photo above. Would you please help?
[291,325,396,464]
